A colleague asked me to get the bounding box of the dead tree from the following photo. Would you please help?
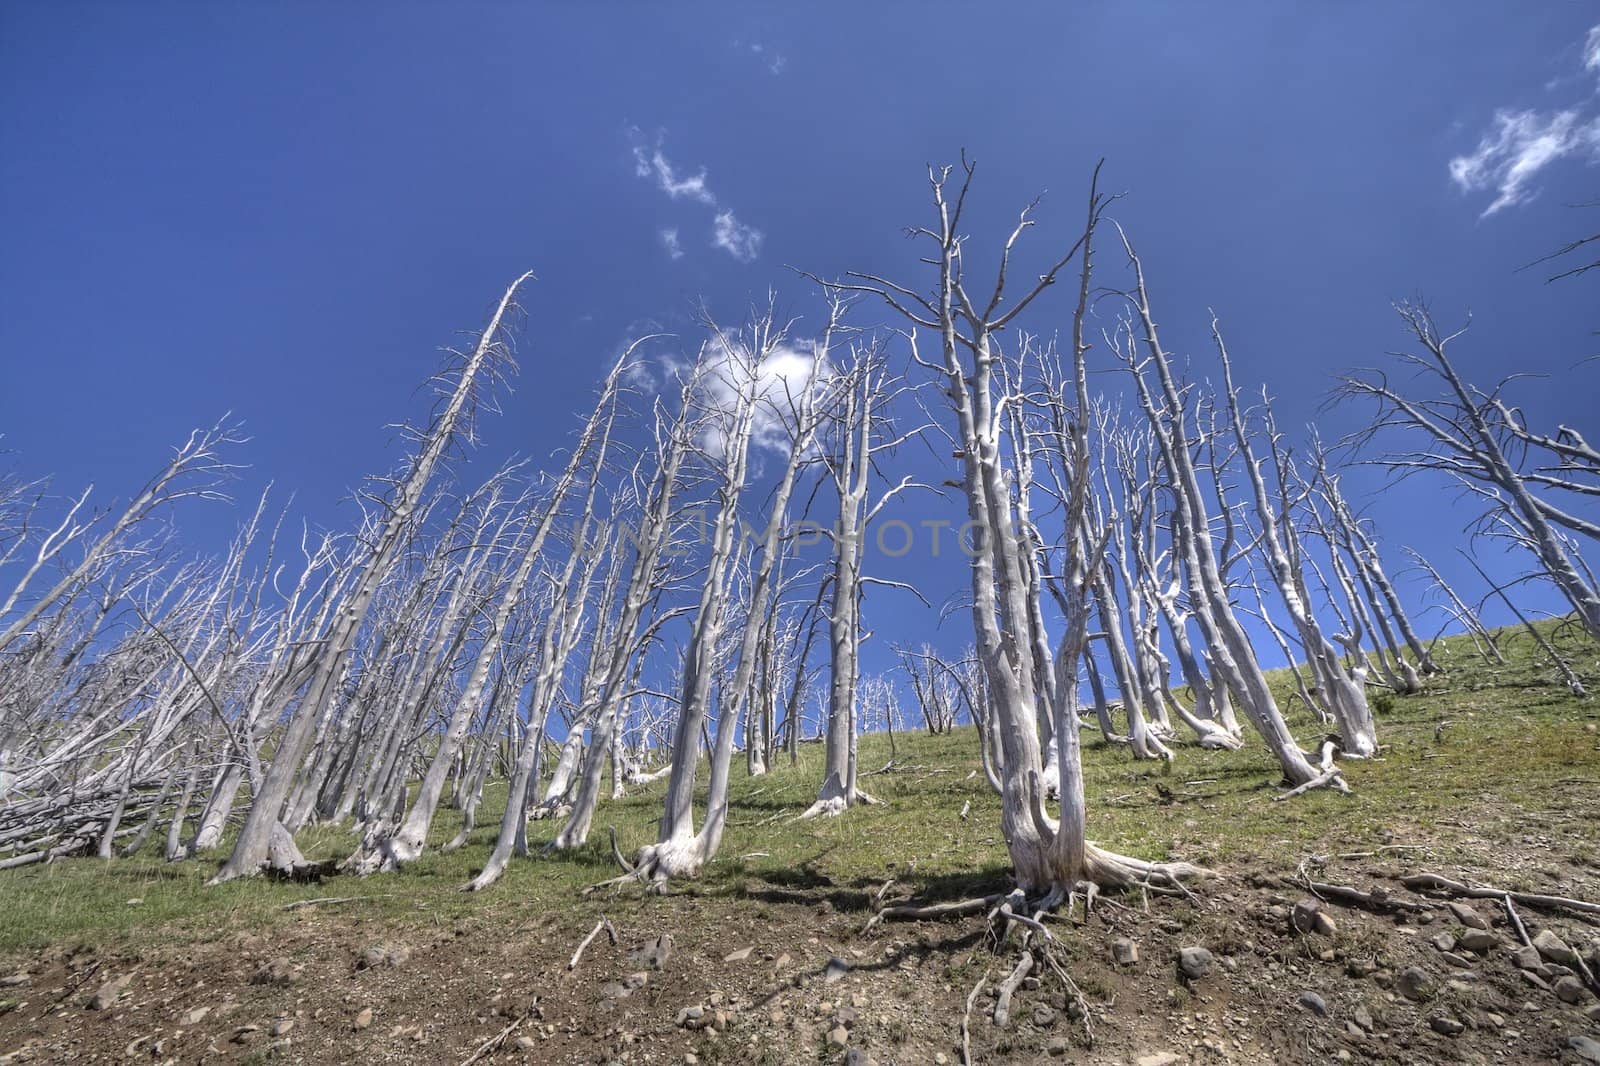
[1339,304,1600,641]
[1212,327,1377,756]
[211,272,533,883]
[803,341,926,817]
[1114,235,1335,793]
[347,350,624,874]
[832,159,1205,897]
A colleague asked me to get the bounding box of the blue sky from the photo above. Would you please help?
[2,3,1598,677]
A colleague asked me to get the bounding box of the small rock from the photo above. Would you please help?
[231,1024,261,1044]
[269,1019,294,1037]
[835,1006,858,1029]
[183,1006,211,1025]
[1344,1021,1365,1040]
[1112,938,1139,965]
[1291,899,1337,936]
[724,946,753,962]
[1177,946,1214,980]
[849,992,867,1009]
[1346,958,1378,978]
[628,934,674,971]
[1353,1005,1374,1032]
[826,1025,849,1048]
[0,975,30,989]
[1440,951,1473,968]
[1457,929,1497,954]
[1397,966,1436,1002]
[514,1035,536,1050]
[1533,929,1580,967]
[1569,1035,1600,1065]
[824,957,850,984]
[1030,1005,1057,1027]
[1136,1054,1181,1066]
[1298,991,1328,1017]
[1447,902,1488,929]
[1554,975,1587,1005]
[934,1055,950,1066]
[1512,944,1543,971]
[86,973,132,1010]
[356,943,410,970]
[1046,1036,1070,1056]
[251,958,297,986]
[843,1050,874,1066]
[675,1005,705,1028]
[353,1007,373,1030]
[1429,1015,1464,1037]
[1430,932,1456,953]
[773,953,791,970]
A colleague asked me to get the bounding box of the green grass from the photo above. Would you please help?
[1,620,1595,961]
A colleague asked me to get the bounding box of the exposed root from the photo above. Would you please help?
[860,893,1004,935]
[991,950,1033,1026]
[960,968,989,1066]
[608,826,635,873]
[1399,872,1600,918]
[1288,875,1425,915]
[1272,768,1349,801]
[264,823,337,882]
[798,787,884,820]
[1503,896,1532,947]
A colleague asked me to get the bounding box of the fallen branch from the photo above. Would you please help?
[459,1014,526,1066]
[1399,873,1600,918]
[281,895,389,912]
[568,915,618,971]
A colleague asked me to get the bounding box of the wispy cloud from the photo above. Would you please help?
[1450,109,1600,216]
[658,227,684,260]
[712,211,763,262]
[1449,24,1600,217]
[738,39,787,75]
[627,128,766,262]
[632,146,716,205]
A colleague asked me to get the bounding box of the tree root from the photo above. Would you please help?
[1399,872,1600,918]
[1272,767,1349,801]
[991,951,1033,1026]
[1286,875,1425,915]
[860,893,1004,935]
[960,968,989,1066]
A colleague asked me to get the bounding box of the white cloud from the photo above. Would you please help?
[1449,109,1600,216]
[659,227,684,260]
[694,335,827,460]
[1449,24,1600,217]
[632,145,717,205]
[712,210,764,262]
[627,128,766,262]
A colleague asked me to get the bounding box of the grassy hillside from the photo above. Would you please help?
[0,622,1595,1064]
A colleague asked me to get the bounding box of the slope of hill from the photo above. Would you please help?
[0,624,1596,1064]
